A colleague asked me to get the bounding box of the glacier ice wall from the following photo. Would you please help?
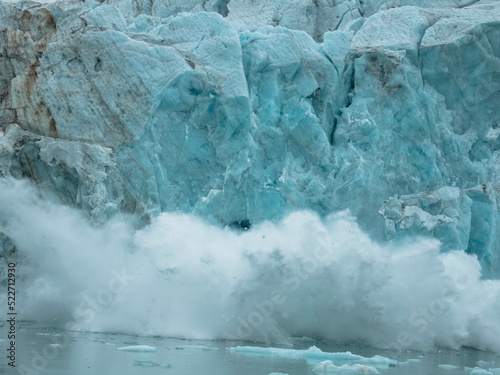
[1,0,500,276]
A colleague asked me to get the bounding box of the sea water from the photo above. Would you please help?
[1,322,499,375]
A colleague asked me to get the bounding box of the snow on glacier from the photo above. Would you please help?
[1,0,500,353]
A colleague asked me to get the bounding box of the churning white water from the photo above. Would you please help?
[1,178,499,354]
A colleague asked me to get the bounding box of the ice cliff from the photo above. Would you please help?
[1,0,500,276]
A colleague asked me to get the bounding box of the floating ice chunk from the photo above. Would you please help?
[228,346,363,360]
[133,360,160,367]
[133,360,171,368]
[468,368,494,375]
[438,364,459,369]
[312,361,379,374]
[175,345,217,351]
[227,346,397,368]
[117,345,157,352]
[407,359,421,363]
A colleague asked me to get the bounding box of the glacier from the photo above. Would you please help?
[2,0,500,244]
[1,0,500,354]
[2,0,500,267]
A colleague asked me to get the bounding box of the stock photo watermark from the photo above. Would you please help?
[384,275,460,358]
[222,234,464,356]
[6,262,16,368]
[224,235,333,340]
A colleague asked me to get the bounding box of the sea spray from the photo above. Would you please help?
[1,178,499,353]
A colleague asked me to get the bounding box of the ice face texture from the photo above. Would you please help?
[1,0,500,274]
